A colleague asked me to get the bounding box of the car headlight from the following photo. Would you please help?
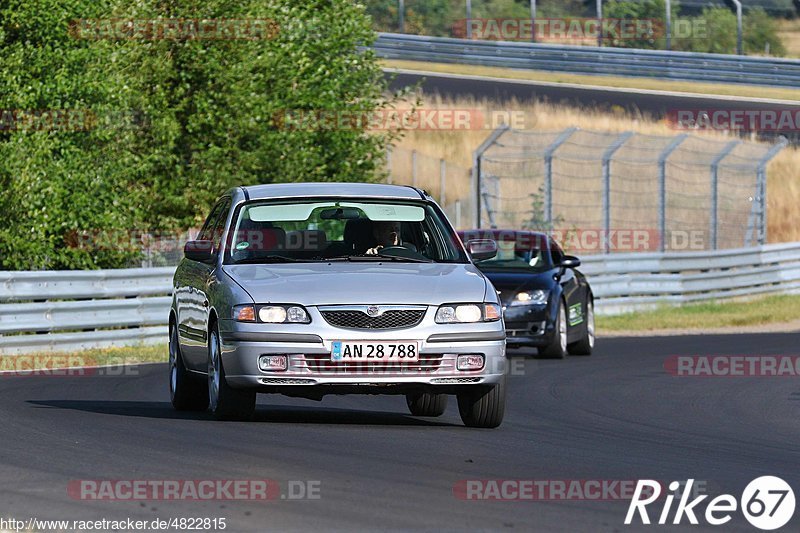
[435,303,502,323]
[510,290,549,306]
[232,304,310,323]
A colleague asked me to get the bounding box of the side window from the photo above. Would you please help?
[210,198,232,252]
[198,202,225,241]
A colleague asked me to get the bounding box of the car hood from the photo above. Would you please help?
[478,270,556,300]
[223,262,488,306]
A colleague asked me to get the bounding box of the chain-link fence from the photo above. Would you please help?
[474,127,786,254]
[385,146,473,228]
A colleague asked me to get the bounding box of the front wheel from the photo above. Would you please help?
[457,378,506,428]
[169,322,208,411]
[406,392,448,417]
[208,325,256,421]
[539,300,567,359]
[568,298,595,356]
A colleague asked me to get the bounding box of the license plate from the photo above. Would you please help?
[331,341,419,362]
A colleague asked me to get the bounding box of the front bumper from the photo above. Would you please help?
[217,308,506,392]
[502,302,555,347]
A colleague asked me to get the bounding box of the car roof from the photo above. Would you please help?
[238,182,427,201]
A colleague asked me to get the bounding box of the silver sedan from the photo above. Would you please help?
[169,183,507,427]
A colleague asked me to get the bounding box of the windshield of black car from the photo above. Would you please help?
[476,241,553,273]
[224,199,468,264]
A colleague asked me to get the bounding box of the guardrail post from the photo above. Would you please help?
[530,0,537,43]
[710,140,740,250]
[472,124,509,228]
[543,127,578,227]
[602,132,634,253]
[754,137,788,245]
[657,134,688,251]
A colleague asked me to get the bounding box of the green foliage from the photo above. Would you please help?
[673,6,786,56]
[0,0,398,270]
[744,8,786,56]
[603,0,673,49]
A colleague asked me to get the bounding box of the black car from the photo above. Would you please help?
[459,230,595,358]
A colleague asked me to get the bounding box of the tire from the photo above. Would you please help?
[406,392,448,417]
[208,324,256,421]
[457,378,506,428]
[539,300,568,359]
[169,321,208,411]
[568,298,595,356]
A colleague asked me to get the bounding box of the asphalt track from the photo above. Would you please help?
[385,70,800,140]
[2,333,799,532]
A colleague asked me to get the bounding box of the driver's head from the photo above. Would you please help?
[372,220,401,246]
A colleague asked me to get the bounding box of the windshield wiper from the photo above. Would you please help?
[232,255,297,264]
[342,254,433,263]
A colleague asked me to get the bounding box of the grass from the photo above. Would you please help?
[597,294,800,332]
[383,59,800,102]
[777,19,800,58]
[386,94,800,243]
[0,343,167,372]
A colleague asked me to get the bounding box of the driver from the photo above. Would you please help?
[366,220,401,255]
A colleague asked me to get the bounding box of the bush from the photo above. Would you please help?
[673,6,786,56]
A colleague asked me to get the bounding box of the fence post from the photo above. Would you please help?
[596,0,603,47]
[710,140,740,250]
[602,132,634,253]
[398,0,405,33]
[471,125,509,228]
[657,134,687,251]
[411,149,417,188]
[732,0,743,55]
[439,158,447,207]
[665,0,671,51]
[386,146,393,184]
[543,127,578,227]
[754,137,788,245]
[466,0,472,39]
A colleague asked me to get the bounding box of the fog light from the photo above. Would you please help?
[457,354,485,371]
[259,355,288,372]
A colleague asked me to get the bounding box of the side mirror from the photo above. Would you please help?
[559,255,581,269]
[467,239,498,262]
[184,240,215,263]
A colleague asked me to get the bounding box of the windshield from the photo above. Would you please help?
[224,198,467,264]
[476,239,553,273]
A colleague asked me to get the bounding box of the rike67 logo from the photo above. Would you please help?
[626,477,795,530]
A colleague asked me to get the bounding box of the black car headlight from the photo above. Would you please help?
[509,290,549,306]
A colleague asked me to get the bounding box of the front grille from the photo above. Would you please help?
[300,353,445,374]
[321,310,425,330]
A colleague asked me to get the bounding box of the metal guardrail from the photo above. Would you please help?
[374,33,800,88]
[581,242,800,315]
[1,243,799,353]
[0,268,174,355]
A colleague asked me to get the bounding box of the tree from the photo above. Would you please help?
[0,0,400,269]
